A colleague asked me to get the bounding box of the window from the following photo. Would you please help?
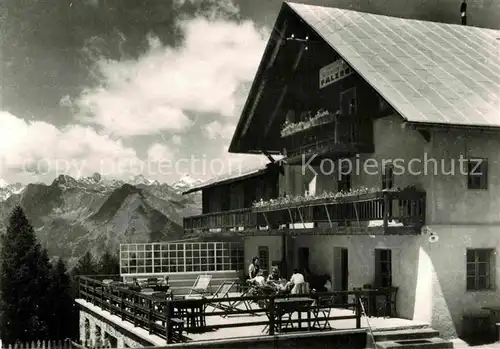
[467,158,488,190]
[258,246,270,273]
[375,249,392,287]
[382,165,394,190]
[104,333,118,348]
[84,319,90,346]
[95,326,102,347]
[349,99,357,115]
[119,242,244,275]
[466,249,495,291]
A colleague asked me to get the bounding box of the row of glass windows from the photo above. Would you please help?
[120,242,234,252]
[119,242,244,274]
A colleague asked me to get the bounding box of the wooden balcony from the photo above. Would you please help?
[183,208,256,233]
[183,188,425,236]
[281,114,374,164]
[253,188,425,235]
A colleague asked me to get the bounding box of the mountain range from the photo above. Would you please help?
[0,173,203,267]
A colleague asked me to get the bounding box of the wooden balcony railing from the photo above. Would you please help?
[281,114,373,160]
[253,188,425,234]
[183,188,425,235]
[183,208,256,233]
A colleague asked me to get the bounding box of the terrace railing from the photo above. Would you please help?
[77,276,368,344]
[183,188,425,235]
[183,208,256,233]
[254,188,426,233]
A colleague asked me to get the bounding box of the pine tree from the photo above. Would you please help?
[46,258,75,340]
[97,250,120,275]
[72,251,97,276]
[0,206,51,344]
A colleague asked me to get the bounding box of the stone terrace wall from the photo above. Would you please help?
[161,330,367,349]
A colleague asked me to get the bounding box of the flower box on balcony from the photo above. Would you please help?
[316,113,336,125]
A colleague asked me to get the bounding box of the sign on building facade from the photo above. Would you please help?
[319,59,354,89]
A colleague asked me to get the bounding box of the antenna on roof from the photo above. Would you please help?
[286,33,311,50]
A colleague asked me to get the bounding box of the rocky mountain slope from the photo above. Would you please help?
[0,174,202,267]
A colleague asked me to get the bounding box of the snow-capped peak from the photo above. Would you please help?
[0,181,25,201]
[129,174,160,186]
[0,178,8,188]
[172,174,203,192]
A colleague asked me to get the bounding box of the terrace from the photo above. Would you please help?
[77,275,429,345]
[183,187,426,236]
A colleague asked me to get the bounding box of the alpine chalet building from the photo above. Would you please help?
[183,2,500,338]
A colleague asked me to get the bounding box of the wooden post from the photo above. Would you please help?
[268,295,275,335]
[120,290,125,321]
[166,300,173,344]
[133,296,138,327]
[148,298,153,334]
[383,192,390,232]
[100,284,104,310]
[77,276,80,299]
[355,291,362,329]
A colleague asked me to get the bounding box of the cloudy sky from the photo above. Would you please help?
[1,0,498,185]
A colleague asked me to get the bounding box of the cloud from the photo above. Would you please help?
[172,135,182,145]
[68,4,269,137]
[0,111,142,181]
[205,121,235,140]
[147,143,174,163]
[173,0,240,19]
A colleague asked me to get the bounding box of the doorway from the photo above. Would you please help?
[340,87,357,116]
[333,247,349,305]
[297,247,310,272]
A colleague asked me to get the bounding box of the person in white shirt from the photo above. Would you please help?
[288,269,307,294]
[324,276,332,292]
[253,270,266,286]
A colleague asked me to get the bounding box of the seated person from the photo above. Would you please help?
[248,257,260,279]
[288,269,307,294]
[252,270,266,287]
[324,276,332,292]
[267,266,280,282]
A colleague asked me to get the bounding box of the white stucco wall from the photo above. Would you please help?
[247,114,500,337]
[244,225,500,338]
[244,236,283,273]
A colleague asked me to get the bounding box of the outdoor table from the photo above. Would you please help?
[267,297,315,333]
[175,297,206,333]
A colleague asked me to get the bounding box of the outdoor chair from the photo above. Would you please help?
[232,284,258,316]
[187,274,212,297]
[311,295,334,330]
[376,286,398,317]
[206,281,236,317]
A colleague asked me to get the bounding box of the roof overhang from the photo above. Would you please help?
[182,164,277,195]
[228,3,294,154]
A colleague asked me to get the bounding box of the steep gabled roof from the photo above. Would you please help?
[287,2,500,127]
[229,2,500,153]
